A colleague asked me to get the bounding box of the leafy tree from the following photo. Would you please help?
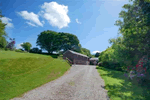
[0,10,7,49]
[104,0,149,66]
[29,47,42,53]
[91,54,95,58]
[6,38,15,50]
[71,43,82,53]
[36,30,61,54]
[58,32,80,52]
[21,42,32,52]
[0,36,7,48]
[81,48,92,57]
[99,0,150,72]
[95,52,100,57]
[36,30,80,54]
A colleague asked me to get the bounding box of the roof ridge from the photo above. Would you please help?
[68,50,89,58]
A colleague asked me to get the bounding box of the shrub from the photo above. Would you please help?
[6,38,15,50]
[99,61,123,71]
[5,48,11,51]
[0,48,5,51]
[15,49,28,53]
[29,47,42,54]
[124,55,150,85]
[15,49,23,52]
[98,62,102,66]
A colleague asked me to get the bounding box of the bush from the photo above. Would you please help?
[123,55,150,86]
[5,48,11,51]
[15,49,23,52]
[15,49,28,53]
[99,61,123,71]
[29,47,42,54]
[0,48,5,51]
[98,62,102,66]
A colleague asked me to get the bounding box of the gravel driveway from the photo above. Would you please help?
[12,65,109,100]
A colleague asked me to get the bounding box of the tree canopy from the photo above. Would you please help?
[95,52,100,57]
[0,10,7,49]
[36,30,80,54]
[81,48,92,57]
[99,0,150,71]
[21,42,32,52]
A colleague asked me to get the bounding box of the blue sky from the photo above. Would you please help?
[0,0,129,54]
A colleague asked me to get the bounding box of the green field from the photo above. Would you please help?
[0,51,70,100]
[96,66,150,100]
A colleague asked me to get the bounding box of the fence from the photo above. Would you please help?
[63,57,73,66]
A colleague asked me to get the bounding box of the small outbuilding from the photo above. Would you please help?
[89,58,99,65]
[63,50,89,65]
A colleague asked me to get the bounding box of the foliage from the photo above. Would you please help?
[58,32,80,52]
[36,30,92,56]
[97,66,150,100]
[36,30,80,54]
[0,36,7,48]
[98,47,123,71]
[6,38,15,50]
[81,48,92,57]
[114,0,150,58]
[71,43,82,53]
[0,51,70,100]
[95,52,100,57]
[15,49,22,52]
[15,49,27,53]
[29,47,42,53]
[21,42,32,52]
[125,55,150,85]
[71,43,92,57]
[91,54,95,58]
[100,0,150,85]
[0,11,7,38]
[0,10,7,49]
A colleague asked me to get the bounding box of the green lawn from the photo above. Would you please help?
[0,51,70,100]
[96,66,150,100]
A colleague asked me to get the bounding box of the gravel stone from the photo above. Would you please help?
[12,65,109,100]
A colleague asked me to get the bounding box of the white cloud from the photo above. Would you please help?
[40,2,70,29]
[18,11,43,27]
[76,19,81,24]
[26,22,37,27]
[16,43,23,49]
[0,17,14,28]
[92,50,101,54]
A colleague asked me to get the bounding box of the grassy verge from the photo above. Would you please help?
[96,66,150,100]
[0,51,70,100]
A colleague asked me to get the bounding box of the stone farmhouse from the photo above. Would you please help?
[63,50,90,65]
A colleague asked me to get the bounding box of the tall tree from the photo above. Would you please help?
[36,30,61,54]
[81,48,92,57]
[58,32,79,52]
[21,42,32,52]
[0,10,7,48]
[36,31,80,54]
[6,38,16,50]
[72,43,82,53]
[95,52,100,57]
[111,0,150,66]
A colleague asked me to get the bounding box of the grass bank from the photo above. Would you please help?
[0,51,70,100]
[96,66,150,100]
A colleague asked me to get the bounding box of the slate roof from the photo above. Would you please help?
[90,58,99,61]
[64,50,89,58]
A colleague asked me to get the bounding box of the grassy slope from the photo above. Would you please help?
[0,51,70,100]
[96,67,150,100]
